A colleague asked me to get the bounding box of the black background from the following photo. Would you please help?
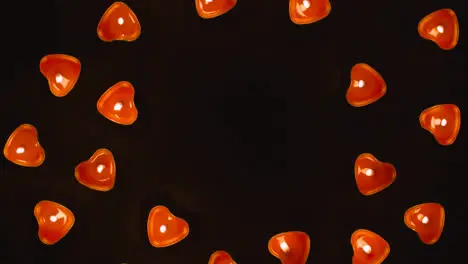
[1,0,466,263]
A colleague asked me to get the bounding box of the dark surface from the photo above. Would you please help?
[1,0,466,263]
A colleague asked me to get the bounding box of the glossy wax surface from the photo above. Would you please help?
[195,0,237,19]
[354,153,396,196]
[268,231,310,264]
[34,200,75,245]
[97,81,138,125]
[346,63,386,107]
[289,0,331,25]
[418,9,459,50]
[404,203,445,245]
[420,104,461,146]
[3,124,45,167]
[97,1,141,42]
[75,148,116,191]
[147,205,189,248]
[208,251,237,264]
[351,229,390,264]
[39,54,81,97]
